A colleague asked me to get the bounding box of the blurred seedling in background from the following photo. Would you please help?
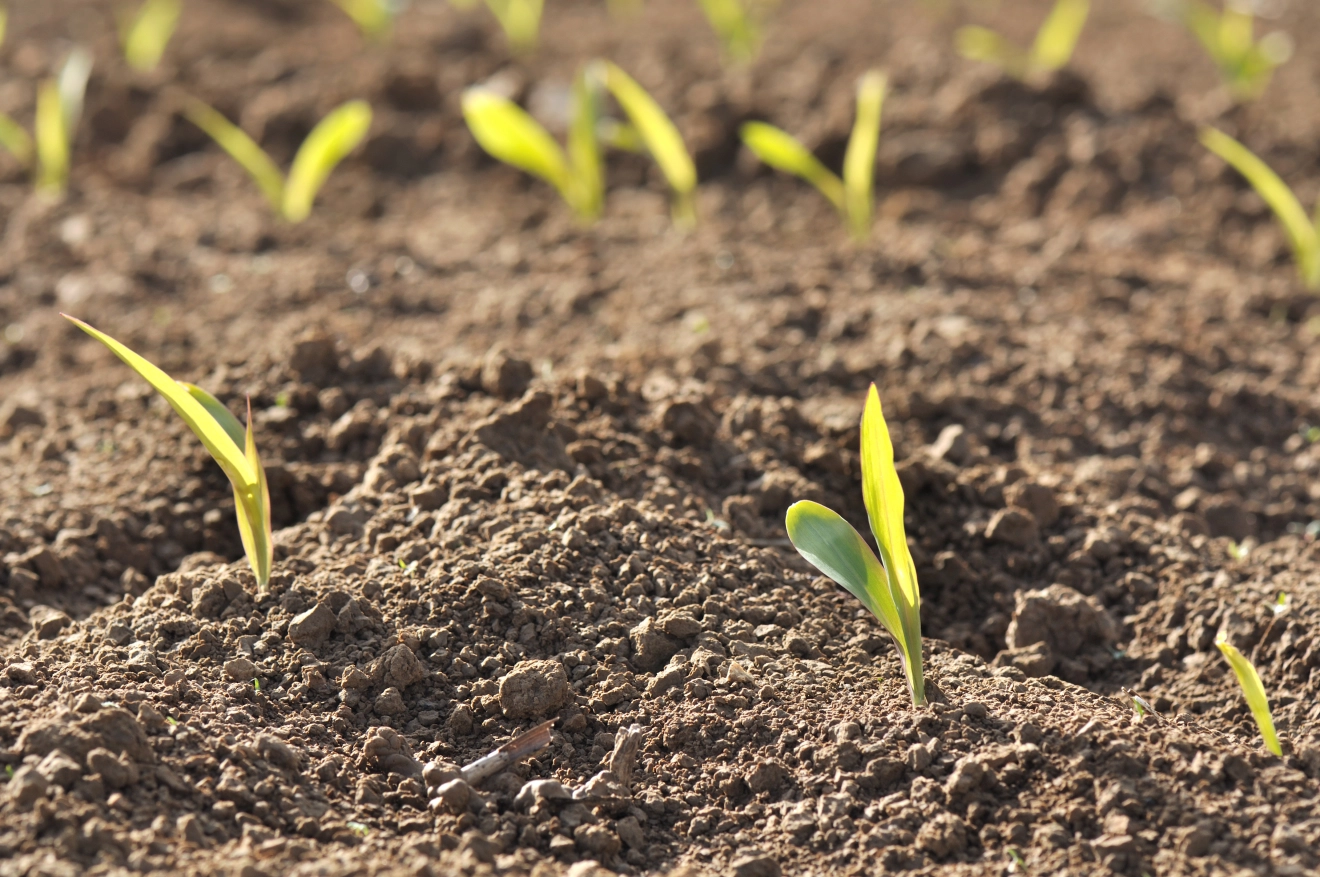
[697,0,773,64]
[740,70,885,240]
[119,0,182,71]
[61,316,274,590]
[1216,632,1282,755]
[0,48,92,196]
[327,0,405,40]
[453,0,543,52]
[956,0,1089,82]
[1174,0,1291,101]
[785,384,926,706]
[590,60,698,227]
[1199,127,1320,290]
[184,98,372,222]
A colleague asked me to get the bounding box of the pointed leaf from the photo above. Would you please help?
[842,70,885,240]
[740,121,845,214]
[181,382,246,452]
[1029,0,1089,73]
[183,98,285,212]
[567,69,603,220]
[1216,635,1282,756]
[785,501,901,637]
[462,87,574,207]
[122,0,182,71]
[233,398,273,588]
[61,315,257,490]
[284,100,372,222]
[34,80,68,195]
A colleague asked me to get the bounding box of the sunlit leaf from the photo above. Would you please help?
[842,70,885,240]
[462,87,577,212]
[121,0,183,71]
[741,121,845,212]
[1216,635,1282,756]
[328,0,394,38]
[955,26,1030,80]
[484,0,543,52]
[57,48,93,136]
[284,100,372,222]
[34,80,68,195]
[567,70,604,222]
[1030,0,1089,73]
[697,0,761,63]
[184,98,285,212]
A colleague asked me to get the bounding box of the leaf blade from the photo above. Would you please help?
[740,121,845,214]
[462,87,574,208]
[122,0,183,71]
[34,79,68,195]
[183,98,285,213]
[283,99,372,223]
[1216,635,1282,756]
[842,70,885,240]
[1030,0,1089,73]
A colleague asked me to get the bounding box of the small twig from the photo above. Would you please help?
[461,719,555,785]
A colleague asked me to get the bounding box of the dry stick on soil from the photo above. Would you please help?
[462,719,555,784]
[1215,633,1282,756]
[955,0,1089,83]
[61,316,274,589]
[785,384,926,706]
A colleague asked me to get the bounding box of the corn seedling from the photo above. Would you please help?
[697,0,768,64]
[483,0,543,52]
[1215,632,1282,755]
[119,0,182,71]
[740,70,885,240]
[1181,0,1291,101]
[1199,127,1320,290]
[462,70,602,221]
[955,0,1089,82]
[183,98,371,222]
[590,60,698,227]
[785,384,925,706]
[61,316,273,589]
[0,48,91,196]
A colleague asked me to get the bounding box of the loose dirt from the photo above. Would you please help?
[2,1,1320,875]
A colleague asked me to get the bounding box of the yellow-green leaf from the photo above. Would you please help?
[740,121,845,213]
[567,70,604,222]
[1030,0,1089,73]
[328,0,393,38]
[184,98,285,213]
[0,113,33,167]
[235,398,273,588]
[284,100,372,223]
[121,0,183,71]
[462,87,575,208]
[34,80,69,195]
[955,26,1030,80]
[484,0,543,52]
[842,70,886,241]
[596,61,697,227]
[697,0,760,63]
[181,382,246,453]
[1216,635,1282,756]
[1200,126,1320,289]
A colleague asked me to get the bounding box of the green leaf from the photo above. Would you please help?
[842,70,885,241]
[34,80,68,195]
[328,0,394,38]
[1216,635,1282,756]
[284,100,372,223]
[1200,126,1320,289]
[786,501,899,633]
[0,113,33,167]
[121,0,182,71]
[1029,0,1089,73]
[859,383,924,705]
[181,383,246,454]
[697,0,760,63]
[596,61,698,228]
[955,26,1030,80]
[740,121,845,214]
[567,70,604,222]
[184,98,285,213]
[462,87,576,212]
[236,398,273,588]
[57,48,92,138]
[484,0,543,52]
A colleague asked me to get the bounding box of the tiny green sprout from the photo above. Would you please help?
[0,48,92,196]
[1007,847,1028,873]
[1273,591,1289,616]
[483,0,543,52]
[590,60,698,228]
[785,384,925,706]
[740,70,886,240]
[184,98,372,223]
[253,678,261,692]
[1227,540,1250,560]
[956,0,1089,83]
[120,0,182,72]
[1199,127,1320,290]
[462,71,602,221]
[1215,632,1282,756]
[347,820,371,837]
[1181,0,1291,102]
[4,765,13,780]
[1306,425,1320,444]
[166,716,179,726]
[275,390,291,408]
[697,0,766,64]
[62,315,274,589]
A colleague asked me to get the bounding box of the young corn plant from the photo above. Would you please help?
[740,70,885,240]
[785,384,925,706]
[0,48,92,196]
[119,0,182,71]
[955,0,1089,82]
[1199,127,1319,290]
[1216,632,1282,755]
[484,0,543,52]
[697,0,770,64]
[62,316,273,589]
[184,99,372,222]
[590,60,698,227]
[462,71,603,221]
[1181,0,1291,101]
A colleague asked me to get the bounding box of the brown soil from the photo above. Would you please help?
[3,0,1320,875]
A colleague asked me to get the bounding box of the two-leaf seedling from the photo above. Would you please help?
[1215,633,1281,756]
[0,49,92,196]
[120,0,182,71]
[956,0,1089,82]
[462,61,696,226]
[1199,127,1320,290]
[184,99,372,222]
[62,316,273,589]
[785,384,926,706]
[740,70,885,240]
[1181,0,1291,101]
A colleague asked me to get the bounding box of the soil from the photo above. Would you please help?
[3,0,1320,875]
